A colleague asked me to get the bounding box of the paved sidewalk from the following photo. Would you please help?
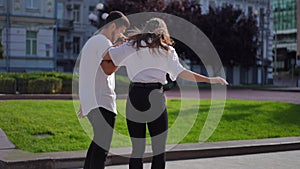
[104,150,300,169]
[164,88,300,105]
[1,88,300,105]
[1,136,300,169]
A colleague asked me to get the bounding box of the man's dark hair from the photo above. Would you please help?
[105,11,130,28]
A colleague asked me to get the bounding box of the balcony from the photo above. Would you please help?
[57,19,74,31]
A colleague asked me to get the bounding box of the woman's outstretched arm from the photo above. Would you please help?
[178,69,228,85]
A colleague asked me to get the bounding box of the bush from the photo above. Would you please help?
[15,73,41,94]
[55,73,74,94]
[0,72,130,94]
[71,74,79,95]
[0,77,16,94]
[28,77,62,94]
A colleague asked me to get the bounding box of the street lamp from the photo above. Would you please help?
[88,3,109,28]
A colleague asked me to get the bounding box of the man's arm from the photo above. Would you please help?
[101,59,118,75]
[101,41,127,75]
[101,48,124,75]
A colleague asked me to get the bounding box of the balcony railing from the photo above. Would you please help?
[57,19,74,31]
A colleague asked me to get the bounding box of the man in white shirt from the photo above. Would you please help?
[78,11,129,169]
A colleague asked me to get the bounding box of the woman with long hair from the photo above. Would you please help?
[101,17,228,169]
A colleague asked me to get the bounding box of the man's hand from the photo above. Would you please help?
[113,34,127,46]
[113,37,126,46]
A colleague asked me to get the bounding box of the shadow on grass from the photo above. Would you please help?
[269,104,300,127]
[221,103,263,121]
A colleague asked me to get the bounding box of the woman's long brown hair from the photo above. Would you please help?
[126,18,174,53]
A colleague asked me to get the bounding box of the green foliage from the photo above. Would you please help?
[15,73,42,94]
[198,5,258,67]
[105,1,259,67]
[0,72,129,94]
[105,0,166,14]
[0,77,16,94]
[0,100,299,152]
[0,72,73,94]
[53,73,74,94]
[0,100,90,152]
[28,77,62,94]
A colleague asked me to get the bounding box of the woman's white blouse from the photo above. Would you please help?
[108,42,186,84]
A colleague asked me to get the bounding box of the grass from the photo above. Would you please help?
[0,99,300,153]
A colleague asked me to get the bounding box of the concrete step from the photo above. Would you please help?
[1,137,300,169]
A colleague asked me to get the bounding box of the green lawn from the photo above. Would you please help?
[0,99,299,153]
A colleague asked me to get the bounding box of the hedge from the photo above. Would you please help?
[16,73,41,94]
[0,77,16,94]
[0,72,73,94]
[28,77,62,94]
[0,72,129,94]
[55,73,74,94]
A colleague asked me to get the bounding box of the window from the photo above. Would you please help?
[73,37,80,55]
[209,1,216,10]
[26,31,37,56]
[0,29,3,58]
[0,0,3,6]
[57,2,64,19]
[26,0,39,9]
[235,4,241,10]
[248,6,253,15]
[273,0,297,30]
[73,4,81,23]
[89,6,95,12]
[259,8,265,28]
[45,44,51,57]
[57,36,64,53]
[46,50,50,57]
[222,2,228,8]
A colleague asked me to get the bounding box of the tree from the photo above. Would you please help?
[105,0,166,14]
[104,1,259,68]
[164,0,203,63]
[198,5,258,68]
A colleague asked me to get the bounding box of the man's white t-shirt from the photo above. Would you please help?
[108,42,186,84]
[79,34,117,116]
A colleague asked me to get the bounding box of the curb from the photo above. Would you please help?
[0,94,74,100]
[1,137,300,169]
[253,88,300,92]
[0,94,129,100]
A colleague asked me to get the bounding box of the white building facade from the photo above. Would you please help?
[0,0,274,85]
[55,0,102,72]
[0,0,102,72]
[0,0,57,72]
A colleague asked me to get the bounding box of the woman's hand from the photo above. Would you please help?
[178,70,228,85]
[209,77,229,85]
[77,105,86,118]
